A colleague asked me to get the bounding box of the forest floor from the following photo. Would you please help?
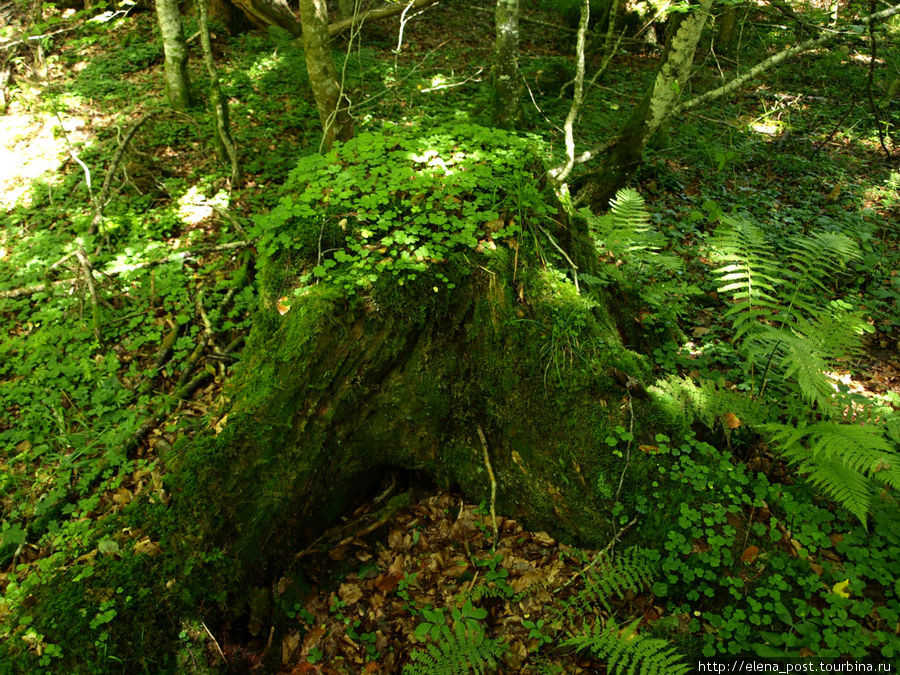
[1,0,899,672]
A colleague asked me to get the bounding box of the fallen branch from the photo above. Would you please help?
[124,370,215,457]
[467,3,576,33]
[556,516,639,593]
[89,112,156,235]
[676,2,900,114]
[327,0,440,37]
[74,246,102,342]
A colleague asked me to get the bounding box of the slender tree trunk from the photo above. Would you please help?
[155,0,192,110]
[716,3,739,55]
[492,0,521,129]
[297,0,353,150]
[576,0,714,208]
[197,0,241,185]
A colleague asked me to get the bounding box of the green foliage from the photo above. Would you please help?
[583,188,684,277]
[703,217,898,522]
[404,617,505,675]
[770,421,900,523]
[565,547,658,614]
[563,618,691,674]
[251,122,552,297]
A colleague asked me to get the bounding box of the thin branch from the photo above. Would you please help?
[476,424,498,551]
[90,112,155,234]
[676,2,900,114]
[866,0,892,156]
[74,246,102,342]
[551,0,590,184]
[0,242,250,300]
[467,3,575,33]
[327,0,440,37]
[613,394,634,504]
[556,516,639,592]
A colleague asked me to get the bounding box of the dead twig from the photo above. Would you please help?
[327,0,440,37]
[90,112,156,234]
[556,516,639,593]
[201,620,227,664]
[74,246,102,342]
[0,242,251,300]
[476,424,498,551]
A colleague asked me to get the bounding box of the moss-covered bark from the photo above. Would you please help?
[155,0,191,110]
[172,242,667,600]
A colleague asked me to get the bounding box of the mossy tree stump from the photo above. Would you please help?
[174,124,669,584]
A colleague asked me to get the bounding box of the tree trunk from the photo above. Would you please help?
[176,236,666,588]
[297,0,353,149]
[716,3,740,55]
[197,0,240,185]
[208,0,256,34]
[155,0,192,110]
[492,0,521,129]
[576,0,714,209]
[16,126,684,672]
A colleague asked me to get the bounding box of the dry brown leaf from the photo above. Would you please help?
[300,625,326,659]
[282,631,301,665]
[740,545,760,564]
[374,573,402,593]
[533,531,555,546]
[723,412,742,429]
[512,569,544,594]
[339,583,362,606]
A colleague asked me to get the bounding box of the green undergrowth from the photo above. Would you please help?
[252,121,556,302]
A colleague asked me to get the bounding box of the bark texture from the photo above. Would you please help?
[577,0,714,208]
[716,3,739,54]
[297,0,353,149]
[492,0,521,128]
[155,0,191,110]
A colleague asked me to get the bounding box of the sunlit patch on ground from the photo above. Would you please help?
[0,109,88,209]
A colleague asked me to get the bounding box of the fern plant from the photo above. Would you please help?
[564,547,658,615]
[709,217,870,403]
[563,618,691,675]
[706,216,900,522]
[581,188,683,276]
[402,621,505,675]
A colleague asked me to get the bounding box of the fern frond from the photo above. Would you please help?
[782,231,860,301]
[771,421,899,523]
[403,622,505,675]
[563,618,690,675]
[710,218,788,339]
[585,189,674,262]
[567,547,657,613]
[649,376,780,431]
[609,188,650,231]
